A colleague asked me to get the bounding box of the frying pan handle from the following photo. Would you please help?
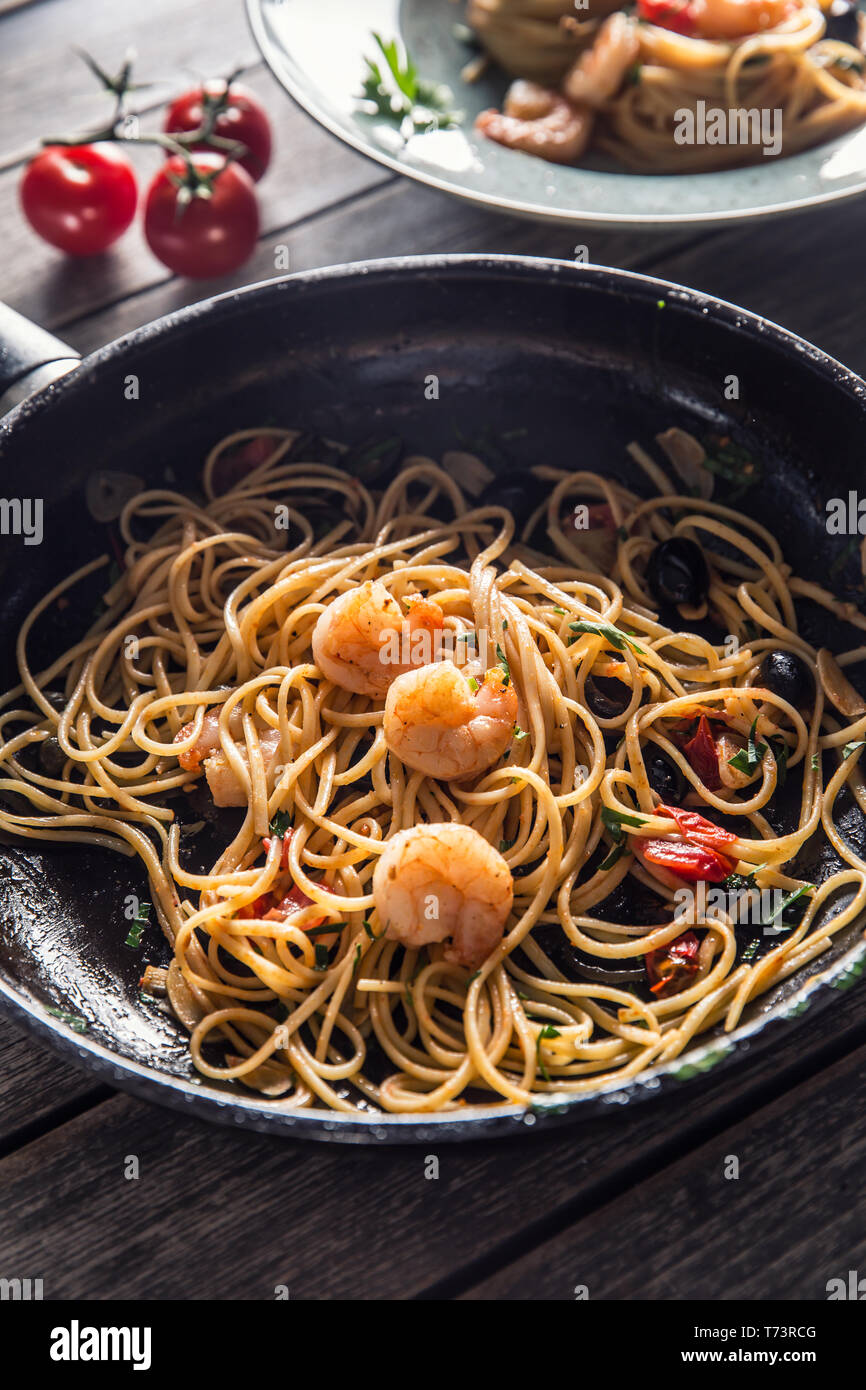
[0,302,80,415]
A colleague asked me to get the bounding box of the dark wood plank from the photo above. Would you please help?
[646,201,866,375]
[462,1040,866,1300]
[1,970,864,1300]
[0,1014,107,1150]
[0,64,392,333]
[0,0,260,168]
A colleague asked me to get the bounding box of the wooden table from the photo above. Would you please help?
[1,0,865,1303]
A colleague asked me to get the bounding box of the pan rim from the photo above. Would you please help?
[1,252,865,1142]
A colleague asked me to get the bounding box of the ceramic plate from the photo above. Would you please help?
[247,0,866,230]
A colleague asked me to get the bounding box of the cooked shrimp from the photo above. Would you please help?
[372,823,514,967]
[476,81,593,164]
[384,660,519,781]
[562,13,640,107]
[311,580,445,698]
[689,0,792,39]
[202,730,281,807]
[174,707,281,807]
[174,707,240,772]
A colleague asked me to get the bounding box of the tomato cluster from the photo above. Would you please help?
[19,79,271,279]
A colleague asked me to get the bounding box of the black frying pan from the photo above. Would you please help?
[0,255,864,1144]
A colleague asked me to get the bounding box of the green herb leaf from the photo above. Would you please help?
[359,32,462,136]
[598,841,628,872]
[269,810,291,837]
[569,619,645,655]
[728,716,767,776]
[363,919,377,940]
[305,923,342,939]
[535,1024,561,1083]
[46,1006,87,1033]
[513,725,529,742]
[811,752,821,772]
[702,442,761,501]
[601,806,646,843]
[763,884,813,926]
[496,643,511,687]
[313,943,331,970]
[843,740,866,760]
[722,871,757,891]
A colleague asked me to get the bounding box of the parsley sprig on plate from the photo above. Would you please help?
[360,34,462,138]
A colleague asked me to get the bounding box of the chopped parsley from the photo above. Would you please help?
[569,619,645,655]
[728,716,766,776]
[124,900,151,949]
[843,740,866,760]
[763,884,813,926]
[46,1006,87,1033]
[601,806,647,843]
[513,725,529,742]
[722,870,757,892]
[496,643,511,687]
[360,33,462,137]
[598,841,628,872]
[269,810,291,837]
[702,441,761,501]
[535,1024,561,1083]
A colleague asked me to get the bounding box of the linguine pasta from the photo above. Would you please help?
[1,427,865,1114]
[470,0,866,173]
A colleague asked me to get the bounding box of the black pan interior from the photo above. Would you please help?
[0,256,864,1136]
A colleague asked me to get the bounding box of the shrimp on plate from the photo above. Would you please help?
[372,823,514,967]
[312,579,445,697]
[562,12,640,106]
[476,79,594,163]
[384,660,519,781]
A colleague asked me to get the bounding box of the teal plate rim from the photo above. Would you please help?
[247,0,866,231]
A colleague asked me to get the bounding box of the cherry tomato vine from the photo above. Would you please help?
[19,48,272,277]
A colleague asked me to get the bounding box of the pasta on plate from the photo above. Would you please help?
[469,0,866,171]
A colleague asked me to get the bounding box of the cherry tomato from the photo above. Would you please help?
[656,803,737,853]
[164,82,272,182]
[646,930,701,997]
[681,714,721,790]
[637,0,697,33]
[20,143,137,256]
[143,154,259,279]
[635,836,735,883]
